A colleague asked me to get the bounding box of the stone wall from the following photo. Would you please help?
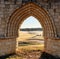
[0,38,16,56]
[0,0,60,57]
[0,0,60,38]
[45,39,60,57]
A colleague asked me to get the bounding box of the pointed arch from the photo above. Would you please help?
[20,16,42,28]
[7,2,56,39]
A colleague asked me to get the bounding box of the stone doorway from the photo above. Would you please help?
[6,2,56,57]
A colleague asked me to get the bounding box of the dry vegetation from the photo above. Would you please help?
[17,31,44,41]
[5,31,44,59]
[16,31,44,51]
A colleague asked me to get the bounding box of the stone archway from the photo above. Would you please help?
[7,2,56,55]
[7,2,55,39]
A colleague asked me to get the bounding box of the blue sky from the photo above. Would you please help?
[20,16,42,28]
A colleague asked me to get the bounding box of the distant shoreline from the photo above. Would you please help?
[20,28,43,31]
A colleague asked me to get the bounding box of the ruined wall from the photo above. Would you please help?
[45,39,60,57]
[0,0,60,57]
[0,0,60,38]
[0,38,16,56]
[45,2,60,56]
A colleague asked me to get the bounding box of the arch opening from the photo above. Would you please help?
[16,16,44,56]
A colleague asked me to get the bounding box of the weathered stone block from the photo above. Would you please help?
[0,39,16,56]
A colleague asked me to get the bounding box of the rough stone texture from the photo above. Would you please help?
[0,0,60,38]
[0,39,16,56]
[45,39,60,57]
[0,0,60,57]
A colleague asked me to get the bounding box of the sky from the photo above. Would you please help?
[20,16,42,28]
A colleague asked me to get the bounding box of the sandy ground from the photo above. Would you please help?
[17,31,44,41]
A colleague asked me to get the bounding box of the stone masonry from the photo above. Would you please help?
[0,0,60,57]
[0,39,16,56]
